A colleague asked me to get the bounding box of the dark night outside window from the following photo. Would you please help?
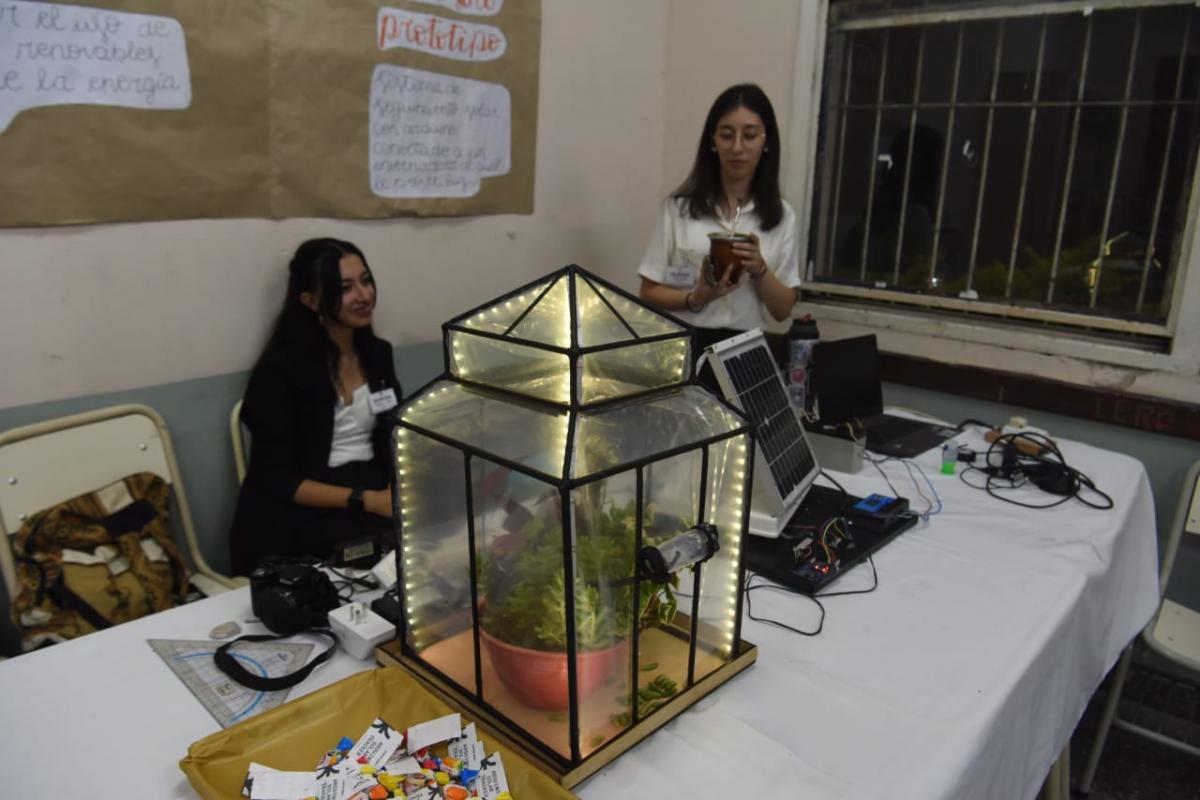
[811,0,1200,339]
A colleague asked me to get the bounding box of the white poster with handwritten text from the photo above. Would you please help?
[369,64,509,199]
[0,0,190,133]
[411,0,502,17]
[377,5,505,62]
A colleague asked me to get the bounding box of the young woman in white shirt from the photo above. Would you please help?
[638,83,800,378]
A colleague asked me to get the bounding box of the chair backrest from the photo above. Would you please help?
[1142,458,1200,671]
[0,403,236,600]
[230,398,249,484]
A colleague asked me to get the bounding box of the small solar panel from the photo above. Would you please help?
[724,347,815,498]
[706,330,819,538]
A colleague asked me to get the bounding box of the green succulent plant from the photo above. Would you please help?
[478,497,679,652]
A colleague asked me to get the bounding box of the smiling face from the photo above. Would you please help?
[299,252,376,331]
[333,254,375,329]
[711,105,766,188]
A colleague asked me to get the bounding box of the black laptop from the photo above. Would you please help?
[811,335,956,458]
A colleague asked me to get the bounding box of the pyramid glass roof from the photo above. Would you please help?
[446,266,691,407]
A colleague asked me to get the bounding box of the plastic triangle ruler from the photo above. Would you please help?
[148,638,314,728]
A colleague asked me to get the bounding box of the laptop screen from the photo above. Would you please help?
[811,334,885,425]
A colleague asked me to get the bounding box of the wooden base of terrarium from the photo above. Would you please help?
[376,631,757,788]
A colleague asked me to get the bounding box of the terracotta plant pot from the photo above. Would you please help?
[479,626,628,711]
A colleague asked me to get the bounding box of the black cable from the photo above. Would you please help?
[312,561,380,604]
[817,555,879,598]
[898,459,933,519]
[742,556,880,638]
[325,563,379,593]
[819,469,849,502]
[960,432,1114,510]
[865,453,903,499]
[743,571,825,636]
[331,581,356,603]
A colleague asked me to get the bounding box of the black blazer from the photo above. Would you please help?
[228,336,401,575]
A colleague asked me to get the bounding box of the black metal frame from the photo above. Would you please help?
[441,265,694,410]
[392,264,758,772]
[394,418,751,770]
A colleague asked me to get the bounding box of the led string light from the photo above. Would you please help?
[451,334,469,379]
[673,338,688,381]
[676,439,747,661]
[394,427,425,651]
[716,435,750,658]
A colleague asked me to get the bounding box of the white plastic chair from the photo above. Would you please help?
[1079,458,1200,793]
[230,398,249,484]
[0,403,240,601]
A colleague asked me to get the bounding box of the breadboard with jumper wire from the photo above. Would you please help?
[745,484,917,594]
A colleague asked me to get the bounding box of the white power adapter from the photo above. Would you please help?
[328,601,394,659]
[370,550,398,589]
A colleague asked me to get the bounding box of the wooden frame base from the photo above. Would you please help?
[376,638,757,788]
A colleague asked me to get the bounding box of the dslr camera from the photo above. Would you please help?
[250,561,340,635]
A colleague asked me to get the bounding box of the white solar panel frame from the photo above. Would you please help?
[706,329,819,538]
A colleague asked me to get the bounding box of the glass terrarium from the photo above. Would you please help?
[379,266,757,786]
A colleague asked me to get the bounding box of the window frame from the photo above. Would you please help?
[788,0,1200,370]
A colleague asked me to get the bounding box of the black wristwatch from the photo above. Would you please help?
[347,487,365,514]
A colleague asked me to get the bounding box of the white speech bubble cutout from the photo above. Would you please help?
[410,0,503,16]
[369,65,510,199]
[0,0,190,134]
[377,7,506,62]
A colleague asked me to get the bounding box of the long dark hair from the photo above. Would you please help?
[257,238,377,377]
[672,83,784,230]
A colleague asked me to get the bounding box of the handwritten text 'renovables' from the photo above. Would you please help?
[0,0,190,133]
[377,8,506,62]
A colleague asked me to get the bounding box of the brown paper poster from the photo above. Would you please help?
[0,0,271,225]
[0,0,541,226]
[272,0,541,218]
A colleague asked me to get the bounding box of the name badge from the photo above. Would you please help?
[663,261,697,288]
[368,388,398,414]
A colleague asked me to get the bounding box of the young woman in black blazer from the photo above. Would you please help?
[229,238,402,575]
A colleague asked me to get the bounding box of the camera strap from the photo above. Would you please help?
[214,629,339,692]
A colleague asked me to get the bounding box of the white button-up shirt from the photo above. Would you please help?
[638,196,801,330]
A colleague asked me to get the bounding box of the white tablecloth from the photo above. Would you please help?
[0,431,1159,799]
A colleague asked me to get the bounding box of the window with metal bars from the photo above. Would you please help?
[809,0,1200,344]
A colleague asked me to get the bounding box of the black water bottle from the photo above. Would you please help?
[787,315,819,414]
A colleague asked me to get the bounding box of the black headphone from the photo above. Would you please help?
[972,432,1113,509]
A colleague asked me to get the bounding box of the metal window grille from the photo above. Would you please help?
[810,0,1200,340]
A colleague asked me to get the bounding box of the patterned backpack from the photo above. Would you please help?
[10,471,190,650]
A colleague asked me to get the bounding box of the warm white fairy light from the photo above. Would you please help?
[562,289,573,345]
[715,435,750,657]
[674,339,689,380]
[451,336,471,379]
[396,426,425,651]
